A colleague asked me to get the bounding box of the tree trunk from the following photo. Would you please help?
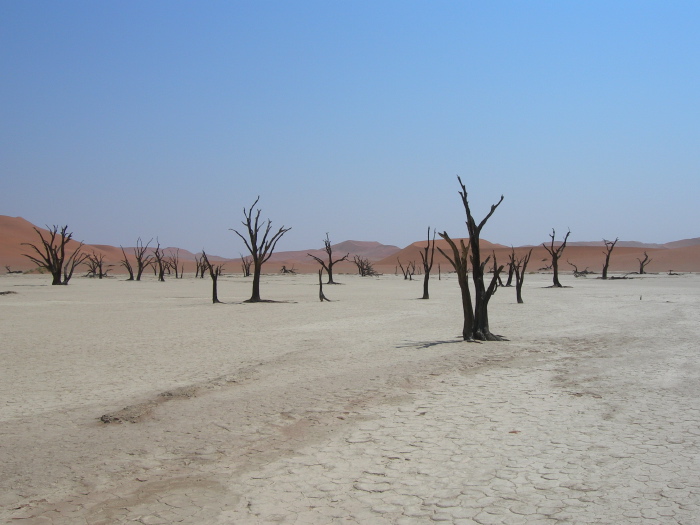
[212,274,221,303]
[421,272,430,299]
[552,257,562,287]
[249,264,262,302]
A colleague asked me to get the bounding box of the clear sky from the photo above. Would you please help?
[2,1,698,257]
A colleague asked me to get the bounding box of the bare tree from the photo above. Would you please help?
[308,233,349,284]
[318,269,331,302]
[567,260,592,278]
[437,236,473,340]
[84,250,110,279]
[504,247,516,287]
[542,228,571,287]
[119,246,134,280]
[152,240,167,282]
[133,238,153,281]
[439,177,505,341]
[5,266,23,274]
[240,254,252,277]
[637,251,652,274]
[194,254,205,278]
[397,258,416,280]
[353,255,377,277]
[601,238,618,279]
[513,248,533,304]
[419,227,436,299]
[22,225,87,285]
[167,248,183,279]
[230,197,291,302]
[201,251,224,304]
[280,265,296,274]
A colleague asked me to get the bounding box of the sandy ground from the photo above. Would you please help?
[1,271,698,524]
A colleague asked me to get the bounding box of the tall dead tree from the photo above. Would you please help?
[308,233,349,284]
[22,225,87,285]
[152,240,167,282]
[542,228,571,287]
[201,251,224,304]
[637,251,652,274]
[513,248,533,304]
[231,197,291,302]
[601,238,618,279]
[439,177,505,341]
[133,238,153,281]
[119,246,135,280]
[419,227,436,299]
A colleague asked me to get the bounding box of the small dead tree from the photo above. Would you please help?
[201,251,224,304]
[119,246,134,280]
[637,251,652,274]
[280,265,296,274]
[601,238,618,279]
[353,255,377,276]
[513,248,533,304]
[5,266,23,274]
[133,238,153,281]
[542,228,571,287]
[167,249,183,279]
[84,250,109,278]
[318,269,331,302]
[567,260,592,278]
[308,233,349,284]
[419,227,436,299]
[231,197,291,302]
[22,225,87,285]
[194,254,205,278]
[240,254,252,277]
[152,240,167,282]
[397,258,416,280]
[505,248,516,287]
[439,176,505,341]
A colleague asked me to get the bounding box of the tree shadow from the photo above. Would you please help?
[396,338,471,350]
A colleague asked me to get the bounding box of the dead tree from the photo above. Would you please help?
[119,246,134,280]
[5,266,23,274]
[439,177,505,341]
[505,248,516,287]
[133,238,153,281]
[438,236,473,341]
[419,227,436,299]
[152,240,167,282]
[513,248,533,304]
[567,260,592,278]
[194,254,205,278]
[601,238,618,279]
[22,225,87,285]
[318,269,331,301]
[231,197,291,302]
[397,258,416,280]
[280,265,296,274]
[637,251,652,274]
[201,251,224,304]
[542,228,570,287]
[167,249,183,279]
[308,233,349,284]
[353,255,377,276]
[240,254,252,277]
[84,250,109,278]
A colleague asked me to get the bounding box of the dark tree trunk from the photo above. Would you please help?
[552,257,562,287]
[420,227,436,299]
[249,264,262,302]
[514,248,533,304]
[543,228,570,288]
[318,269,330,302]
[601,238,618,279]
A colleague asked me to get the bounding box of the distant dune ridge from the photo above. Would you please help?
[1,215,698,275]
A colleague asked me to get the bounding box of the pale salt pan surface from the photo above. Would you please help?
[1,272,698,524]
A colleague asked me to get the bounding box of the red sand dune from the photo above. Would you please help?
[1,215,698,276]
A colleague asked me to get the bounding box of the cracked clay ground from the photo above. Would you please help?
[1,272,699,524]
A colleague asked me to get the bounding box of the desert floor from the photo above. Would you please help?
[1,271,699,524]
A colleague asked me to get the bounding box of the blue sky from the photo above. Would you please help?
[2,1,698,257]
